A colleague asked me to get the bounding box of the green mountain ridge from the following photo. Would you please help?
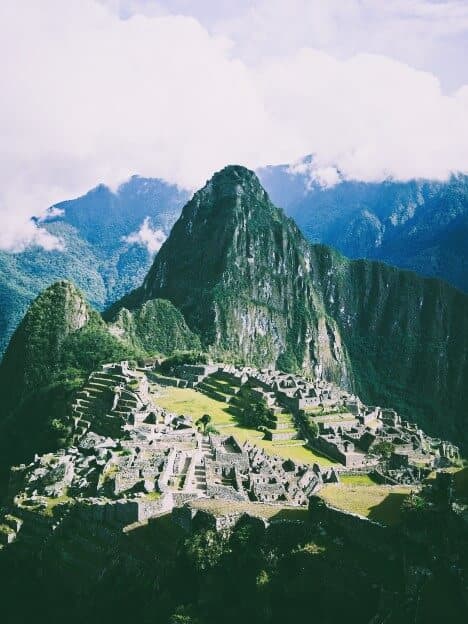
[109,298,201,354]
[2,163,468,362]
[258,160,468,292]
[0,282,200,476]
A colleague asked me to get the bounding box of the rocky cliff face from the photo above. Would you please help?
[111,166,351,385]
[308,246,468,447]
[111,166,468,449]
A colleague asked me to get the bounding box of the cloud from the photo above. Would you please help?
[37,206,65,222]
[1,0,468,251]
[211,0,468,91]
[0,219,64,253]
[124,217,167,254]
[289,161,342,189]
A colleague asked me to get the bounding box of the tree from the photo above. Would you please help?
[372,440,395,459]
[184,530,227,572]
[240,397,271,429]
[306,418,319,439]
[196,413,212,433]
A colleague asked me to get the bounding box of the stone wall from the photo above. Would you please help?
[308,496,391,553]
[137,495,173,521]
[206,483,248,501]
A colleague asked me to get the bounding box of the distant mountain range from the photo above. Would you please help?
[258,160,468,293]
[1,157,467,357]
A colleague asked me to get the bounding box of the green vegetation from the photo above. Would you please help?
[0,281,140,410]
[40,495,73,517]
[235,386,272,429]
[195,413,212,433]
[110,300,201,355]
[1,498,467,624]
[303,415,319,439]
[0,282,142,486]
[144,491,161,501]
[0,374,83,487]
[372,440,396,459]
[339,473,379,486]
[0,177,189,357]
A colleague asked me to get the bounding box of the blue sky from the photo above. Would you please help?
[1,0,468,251]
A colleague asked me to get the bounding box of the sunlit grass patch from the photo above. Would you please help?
[319,482,413,526]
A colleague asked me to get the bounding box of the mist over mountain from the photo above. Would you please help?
[258,159,468,293]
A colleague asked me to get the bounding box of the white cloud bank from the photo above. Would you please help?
[1,0,468,250]
[124,217,166,254]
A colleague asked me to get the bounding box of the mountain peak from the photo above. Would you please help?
[109,168,350,382]
[189,164,270,212]
[0,280,92,406]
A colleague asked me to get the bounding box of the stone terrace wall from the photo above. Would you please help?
[308,496,392,553]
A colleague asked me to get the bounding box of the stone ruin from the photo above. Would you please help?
[0,359,461,548]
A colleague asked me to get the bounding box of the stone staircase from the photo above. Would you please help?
[197,375,240,403]
[192,438,214,494]
[71,365,148,440]
[265,412,300,442]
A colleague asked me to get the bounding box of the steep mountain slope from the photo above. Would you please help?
[110,165,468,449]
[0,177,189,356]
[2,160,467,359]
[258,161,468,293]
[310,246,468,445]
[109,298,201,354]
[0,281,132,411]
[108,166,351,385]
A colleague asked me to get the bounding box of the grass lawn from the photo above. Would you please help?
[153,386,337,466]
[339,473,379,486]
[319,482,414,526]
